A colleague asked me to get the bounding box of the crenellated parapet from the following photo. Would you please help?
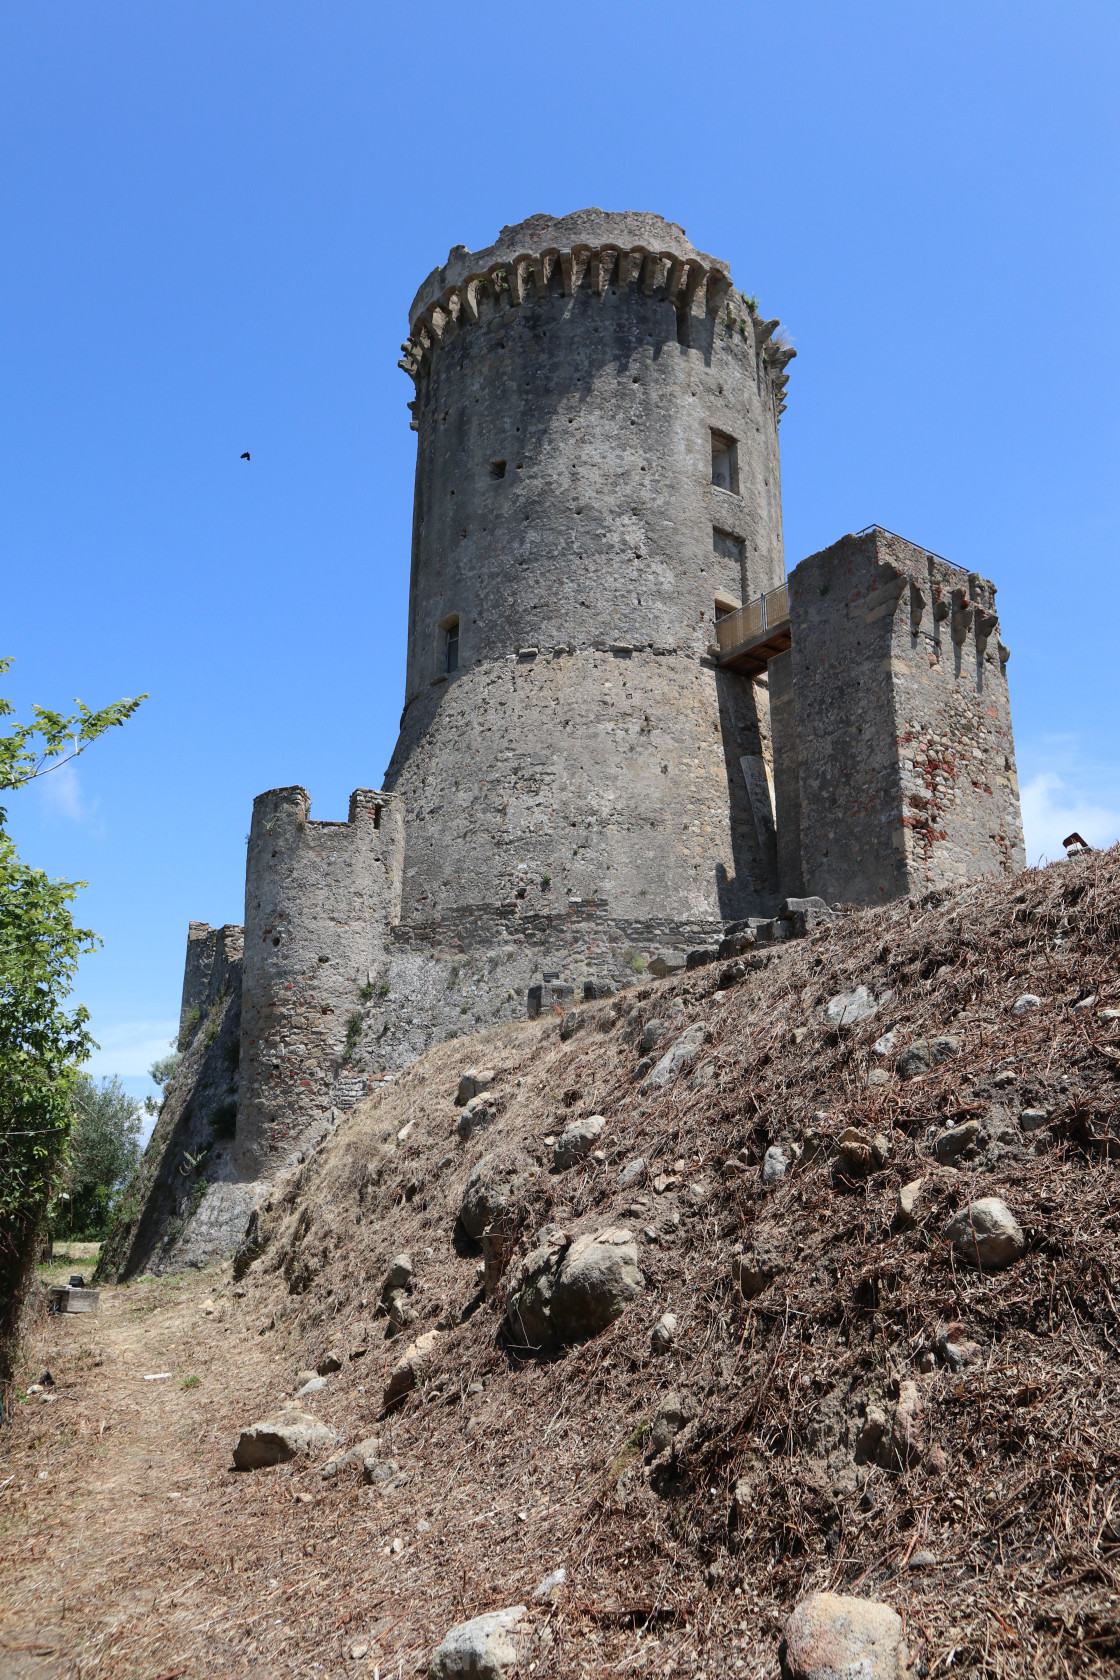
[397,208,795,418]
[773,527,1025,907]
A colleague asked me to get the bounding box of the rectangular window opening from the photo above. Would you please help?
[489,459,507,479]
[711,430,739,495]
[444,620,460,674]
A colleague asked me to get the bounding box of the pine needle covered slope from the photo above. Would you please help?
[149,852,1120,1673]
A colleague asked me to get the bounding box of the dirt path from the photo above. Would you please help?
[0,1261,309,1679]
[2,1258,544,1680]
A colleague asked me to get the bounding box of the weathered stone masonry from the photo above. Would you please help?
[117,208,1025,1272]
[772,528,1024,906]
[387,207,789,931]
[235,786,404,1176]
[179,920,243,1051]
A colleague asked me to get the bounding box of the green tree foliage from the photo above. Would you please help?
[0,659,145,1400]
[148,1047,181,1092]
[54,1073,141,1240]
[0,661,143,826]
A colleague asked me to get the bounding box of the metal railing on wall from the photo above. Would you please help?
[854,525,953,566]
[715,581,790,656]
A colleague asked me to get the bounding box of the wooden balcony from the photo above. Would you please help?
[715,582,792,675]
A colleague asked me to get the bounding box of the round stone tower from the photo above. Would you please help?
[385,208,793,947]
[235,784,404,1175]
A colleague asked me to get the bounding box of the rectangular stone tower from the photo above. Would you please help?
[769,527,1024,904]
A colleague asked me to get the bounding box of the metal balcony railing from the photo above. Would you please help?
[715,581,790,657]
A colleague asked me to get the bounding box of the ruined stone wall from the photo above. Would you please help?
[386,209,790,931]
[235,786,405,1176]
[785,528,1024,904]
[378,902,724,1068]
[894,543,1024,893]
[178,921,244,1050]
[98,924,249,1282]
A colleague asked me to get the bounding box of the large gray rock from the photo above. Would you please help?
[762,1145,789,1185]
[232,1407,338,1471]
[553,1113,606,1170]
[321,1435,382,1478]
[897,1035,960,1079]
[640,1018,667,1052]
[504,1227,581,1347]
[460,1147,537,1240]
[382,1253,414,1297]
[944,1197,1025,1268]
[640,1022,710,1091]
[934,1120,979,1164]
[782,1592,907,1680]
[456,1068,495,1105]
[430,1607,528,1679]
[824,987,878,1027]
[384,1329,442,1405]
[506,1227,644,1347]
[648,1390,688,1453]
[555,1228,644,1332]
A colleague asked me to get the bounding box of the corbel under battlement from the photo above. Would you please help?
[396,242,794,417]
[850,535,1010,669]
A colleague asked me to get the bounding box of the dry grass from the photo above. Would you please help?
[2,850,1119,1677]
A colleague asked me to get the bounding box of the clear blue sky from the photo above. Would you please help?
[4,1,1118,1107]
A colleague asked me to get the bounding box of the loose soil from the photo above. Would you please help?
[3,852,1120,1678]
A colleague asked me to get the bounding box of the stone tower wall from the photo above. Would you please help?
[386,209,791,933]
[234,785,405,1175]
[784,528,1024,904]
[178,921,244,1050]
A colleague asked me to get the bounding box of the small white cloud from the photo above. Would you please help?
[38,759,98,826]
[1020,771,1120,867]
[83,1020,179,1080]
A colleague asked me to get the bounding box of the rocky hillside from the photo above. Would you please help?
[151,851,1120,1674]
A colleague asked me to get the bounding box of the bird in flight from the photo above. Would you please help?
[240,451,251,461]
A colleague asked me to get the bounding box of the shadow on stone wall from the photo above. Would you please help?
[95,986,246,1282]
